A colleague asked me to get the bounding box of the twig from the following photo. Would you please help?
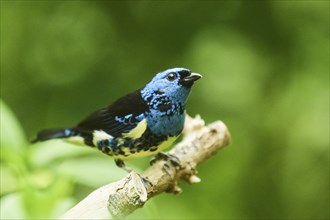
[60,115,231,219]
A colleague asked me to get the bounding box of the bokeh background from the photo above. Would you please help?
[1,1,329,219]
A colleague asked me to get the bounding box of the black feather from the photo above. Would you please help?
[75,89,149,138]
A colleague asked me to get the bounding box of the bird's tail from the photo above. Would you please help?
[32,128,78,143]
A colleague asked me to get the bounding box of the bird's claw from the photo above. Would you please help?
[150,152,181,169]
[140,175,153,187]
[115,159,132,173]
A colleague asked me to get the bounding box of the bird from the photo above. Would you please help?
[33,67,202,171]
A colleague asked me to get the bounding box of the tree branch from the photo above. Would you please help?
[60,115,231,219]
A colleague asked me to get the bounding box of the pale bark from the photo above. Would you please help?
[61,115,231,219]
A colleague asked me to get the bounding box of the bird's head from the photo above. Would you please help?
[141,67,202,105]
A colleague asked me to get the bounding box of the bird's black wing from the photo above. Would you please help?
[75,89,149,138]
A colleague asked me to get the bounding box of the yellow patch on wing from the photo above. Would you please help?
[65,136,85,146]
[123,119,147,139]
[92,130,113,146]
[113,135,178,160]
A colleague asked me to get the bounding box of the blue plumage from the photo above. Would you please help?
[33,67,202,170]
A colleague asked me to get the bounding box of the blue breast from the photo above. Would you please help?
[145,108,186,137]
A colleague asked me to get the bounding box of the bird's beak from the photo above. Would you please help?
[182,73,202,82]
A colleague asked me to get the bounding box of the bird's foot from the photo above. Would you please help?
[115,159,152,187]
[140,175,153,187]
[115,159,132,173]
[150,152,181,169]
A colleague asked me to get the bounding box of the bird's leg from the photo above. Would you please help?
[150,152,181,169]
[114,159,132,173]
[115,159,153,187]
[139,175,153,187]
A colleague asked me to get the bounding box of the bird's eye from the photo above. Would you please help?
[166,73,177,81]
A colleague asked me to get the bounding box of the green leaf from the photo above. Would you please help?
[0,193,27,219]
[0,99,27,152]
[56,156,129,188]
[29,140,94,168]
[50,197,77,219]
[0,164,20,195]
[22,174,73,218]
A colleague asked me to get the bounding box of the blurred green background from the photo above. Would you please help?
[1,1,329,219]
